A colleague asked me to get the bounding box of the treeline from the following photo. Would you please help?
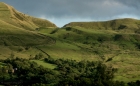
[0,57,139,86]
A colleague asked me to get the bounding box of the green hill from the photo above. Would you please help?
[0,2,140,83]
[0,2,56,59]
[64,18,140,33]
[38,19,140,82]
[0,2,56,32]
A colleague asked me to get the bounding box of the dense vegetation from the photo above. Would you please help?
[1,2,140,85]
[0,57,139,86]
[0,23,140,84]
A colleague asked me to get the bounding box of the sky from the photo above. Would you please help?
[1,0,140,27]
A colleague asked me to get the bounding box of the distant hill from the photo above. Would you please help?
[64,18,140,33]
[0,2,56,33]
[1,2,140,82]
[0,2,57,46]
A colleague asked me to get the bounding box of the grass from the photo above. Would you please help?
[1,2,140,82]
[31,60,56,69]
[0,23,140,82]
[0,2,57,60]
[107,51,140,82]
[0,62,6,67]
[37,44,84,61]
[39,26,140,82]
[64,18,140,33]
[0,2,56,32]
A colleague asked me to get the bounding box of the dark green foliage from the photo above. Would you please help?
[50,28,59,34]
[34,53,44,60]
[0,58,59,85]
[0,57,138,85]
[44,57,124,86]
[128,80,140,86]
[65,27,72,31]
[118,25,127,30]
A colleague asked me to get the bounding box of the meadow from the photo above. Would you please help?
[0,2,140,84]
[1,25,140,82]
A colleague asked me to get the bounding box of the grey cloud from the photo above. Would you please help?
[1,0,140,26]
[116,0,140,9]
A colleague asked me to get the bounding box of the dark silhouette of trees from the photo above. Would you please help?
[0,57,137,86]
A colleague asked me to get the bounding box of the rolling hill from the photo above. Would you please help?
[0,2,57,59]
[64,18,140,33]
[0,2,56,31]
[38,19,140,82]
[0,2,140,83]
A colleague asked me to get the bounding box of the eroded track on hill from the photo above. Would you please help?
[0,34,56,58]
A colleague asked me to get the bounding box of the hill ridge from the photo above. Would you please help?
[64,18,140,33]
[0,2,57,31]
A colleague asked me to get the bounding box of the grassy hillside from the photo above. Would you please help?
[36,22,140,82]
[64,18,140,33]
[0,2,57,59]
[0,2,56,31]
[0,2,140,83]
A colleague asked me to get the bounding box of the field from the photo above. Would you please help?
[1,25,140,82]
[31,60,56,69]
[34,25,140,82]
[0,2,140,83]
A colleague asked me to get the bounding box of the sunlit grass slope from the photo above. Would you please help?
[0,2,57,46]
[0,2,140,83]
[64,18,140,33]
[37,20,140,82]
[0,2,56,32]
[0,2,57,59]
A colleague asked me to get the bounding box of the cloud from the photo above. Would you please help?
[1,0,140,26]
[116,0,140,9]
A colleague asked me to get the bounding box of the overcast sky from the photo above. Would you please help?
[1,0,140,27]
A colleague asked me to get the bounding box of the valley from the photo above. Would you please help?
[0,2,140,85]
